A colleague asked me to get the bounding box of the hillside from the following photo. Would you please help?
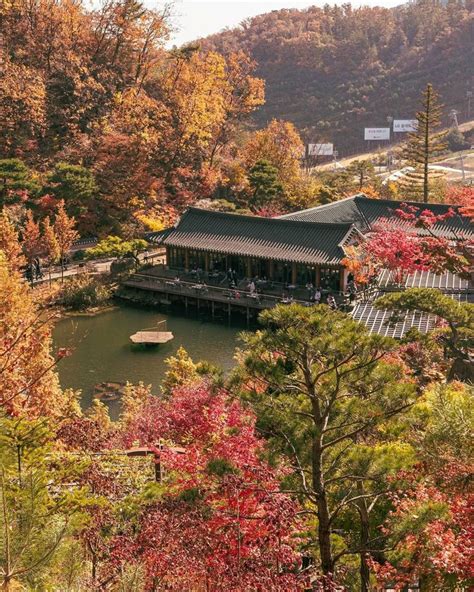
[202,1,474,155]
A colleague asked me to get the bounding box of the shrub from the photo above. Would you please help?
[59,274,112,310]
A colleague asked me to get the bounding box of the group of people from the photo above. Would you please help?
[305,282,339,308]
[24,257,43,283]
[184,267,359,310]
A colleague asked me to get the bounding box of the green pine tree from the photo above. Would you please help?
[248,159,283,209]
[402,84,447,203]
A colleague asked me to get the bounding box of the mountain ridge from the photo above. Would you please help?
[200,2,474,155]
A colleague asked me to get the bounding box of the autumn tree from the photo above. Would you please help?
[346,159,376,191]
[86,235,148,266]
[112,381,306,591]
[242,119,307,208]
[447,185,474,221]
[22,210,43,266]
[372,382,473,590]
[343,202,472,285]
[0,60,46,158]
[0,210,25,272]
[53,200,78,281]
[0,254,67,417]
[402,84,448,203]
[207,51,265,168]
[234,304,416,588]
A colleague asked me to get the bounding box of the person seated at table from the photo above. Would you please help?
[305,281,314,300]
[314,288,322,304]
[327,294,337,310]
[248,280,256,294]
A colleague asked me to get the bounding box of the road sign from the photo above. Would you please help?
[364,128,390,141]
[393,119,418,133]
[308,143,334,156]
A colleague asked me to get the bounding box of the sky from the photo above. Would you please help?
[164,0,402,47]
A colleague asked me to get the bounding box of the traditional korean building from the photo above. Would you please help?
[136,195,473,336]
[156,207,364,292]
[148,194,472,292]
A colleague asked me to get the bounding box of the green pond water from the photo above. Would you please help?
[53,305,244,415]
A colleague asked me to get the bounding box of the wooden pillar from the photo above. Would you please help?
[339,267,345,292]
[184,250,189,271]
[204,252,209,272]
[315,267,321,288]
[292,262,297,285]
[268,260,274,280]
[211,301,215,318]
[246,258,252,278]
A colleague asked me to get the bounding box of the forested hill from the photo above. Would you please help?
[201,1,474,155]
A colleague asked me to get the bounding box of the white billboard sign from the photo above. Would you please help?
[393,119,418,132]
[364,128,390,141]
[308,143,334,156]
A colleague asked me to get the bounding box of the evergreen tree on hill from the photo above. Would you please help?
[402,84,448,203]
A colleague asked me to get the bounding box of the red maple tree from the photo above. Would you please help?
[344,202,472,285]
[65,382,307,590]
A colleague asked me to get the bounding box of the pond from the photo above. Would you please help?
[53,305,244,416]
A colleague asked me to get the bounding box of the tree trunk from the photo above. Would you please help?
[423,86,431,203]
[356,485,371,592]
[312,434,333,581]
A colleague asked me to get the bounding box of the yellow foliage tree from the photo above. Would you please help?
[0,252,67,418]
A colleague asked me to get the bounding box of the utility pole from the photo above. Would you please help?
[449,109,465,181]
[467,91,473,121]
[386,116,393,172]
[333,149,339,171]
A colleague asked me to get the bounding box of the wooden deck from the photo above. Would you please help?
[122,272,313,317]
[130,330,174,344]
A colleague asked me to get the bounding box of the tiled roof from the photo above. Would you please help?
[144,227,174,244]
[162,208,356,265]
[351,299,439,338]
[352,291,473,338]
[279,194,369,229]
[280,195,473,239]
[377,269,471,292]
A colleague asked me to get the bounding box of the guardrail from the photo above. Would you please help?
[124,272,349,309]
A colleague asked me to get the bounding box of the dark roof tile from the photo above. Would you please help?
[280,194,473,239]
[163,208,355,265]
